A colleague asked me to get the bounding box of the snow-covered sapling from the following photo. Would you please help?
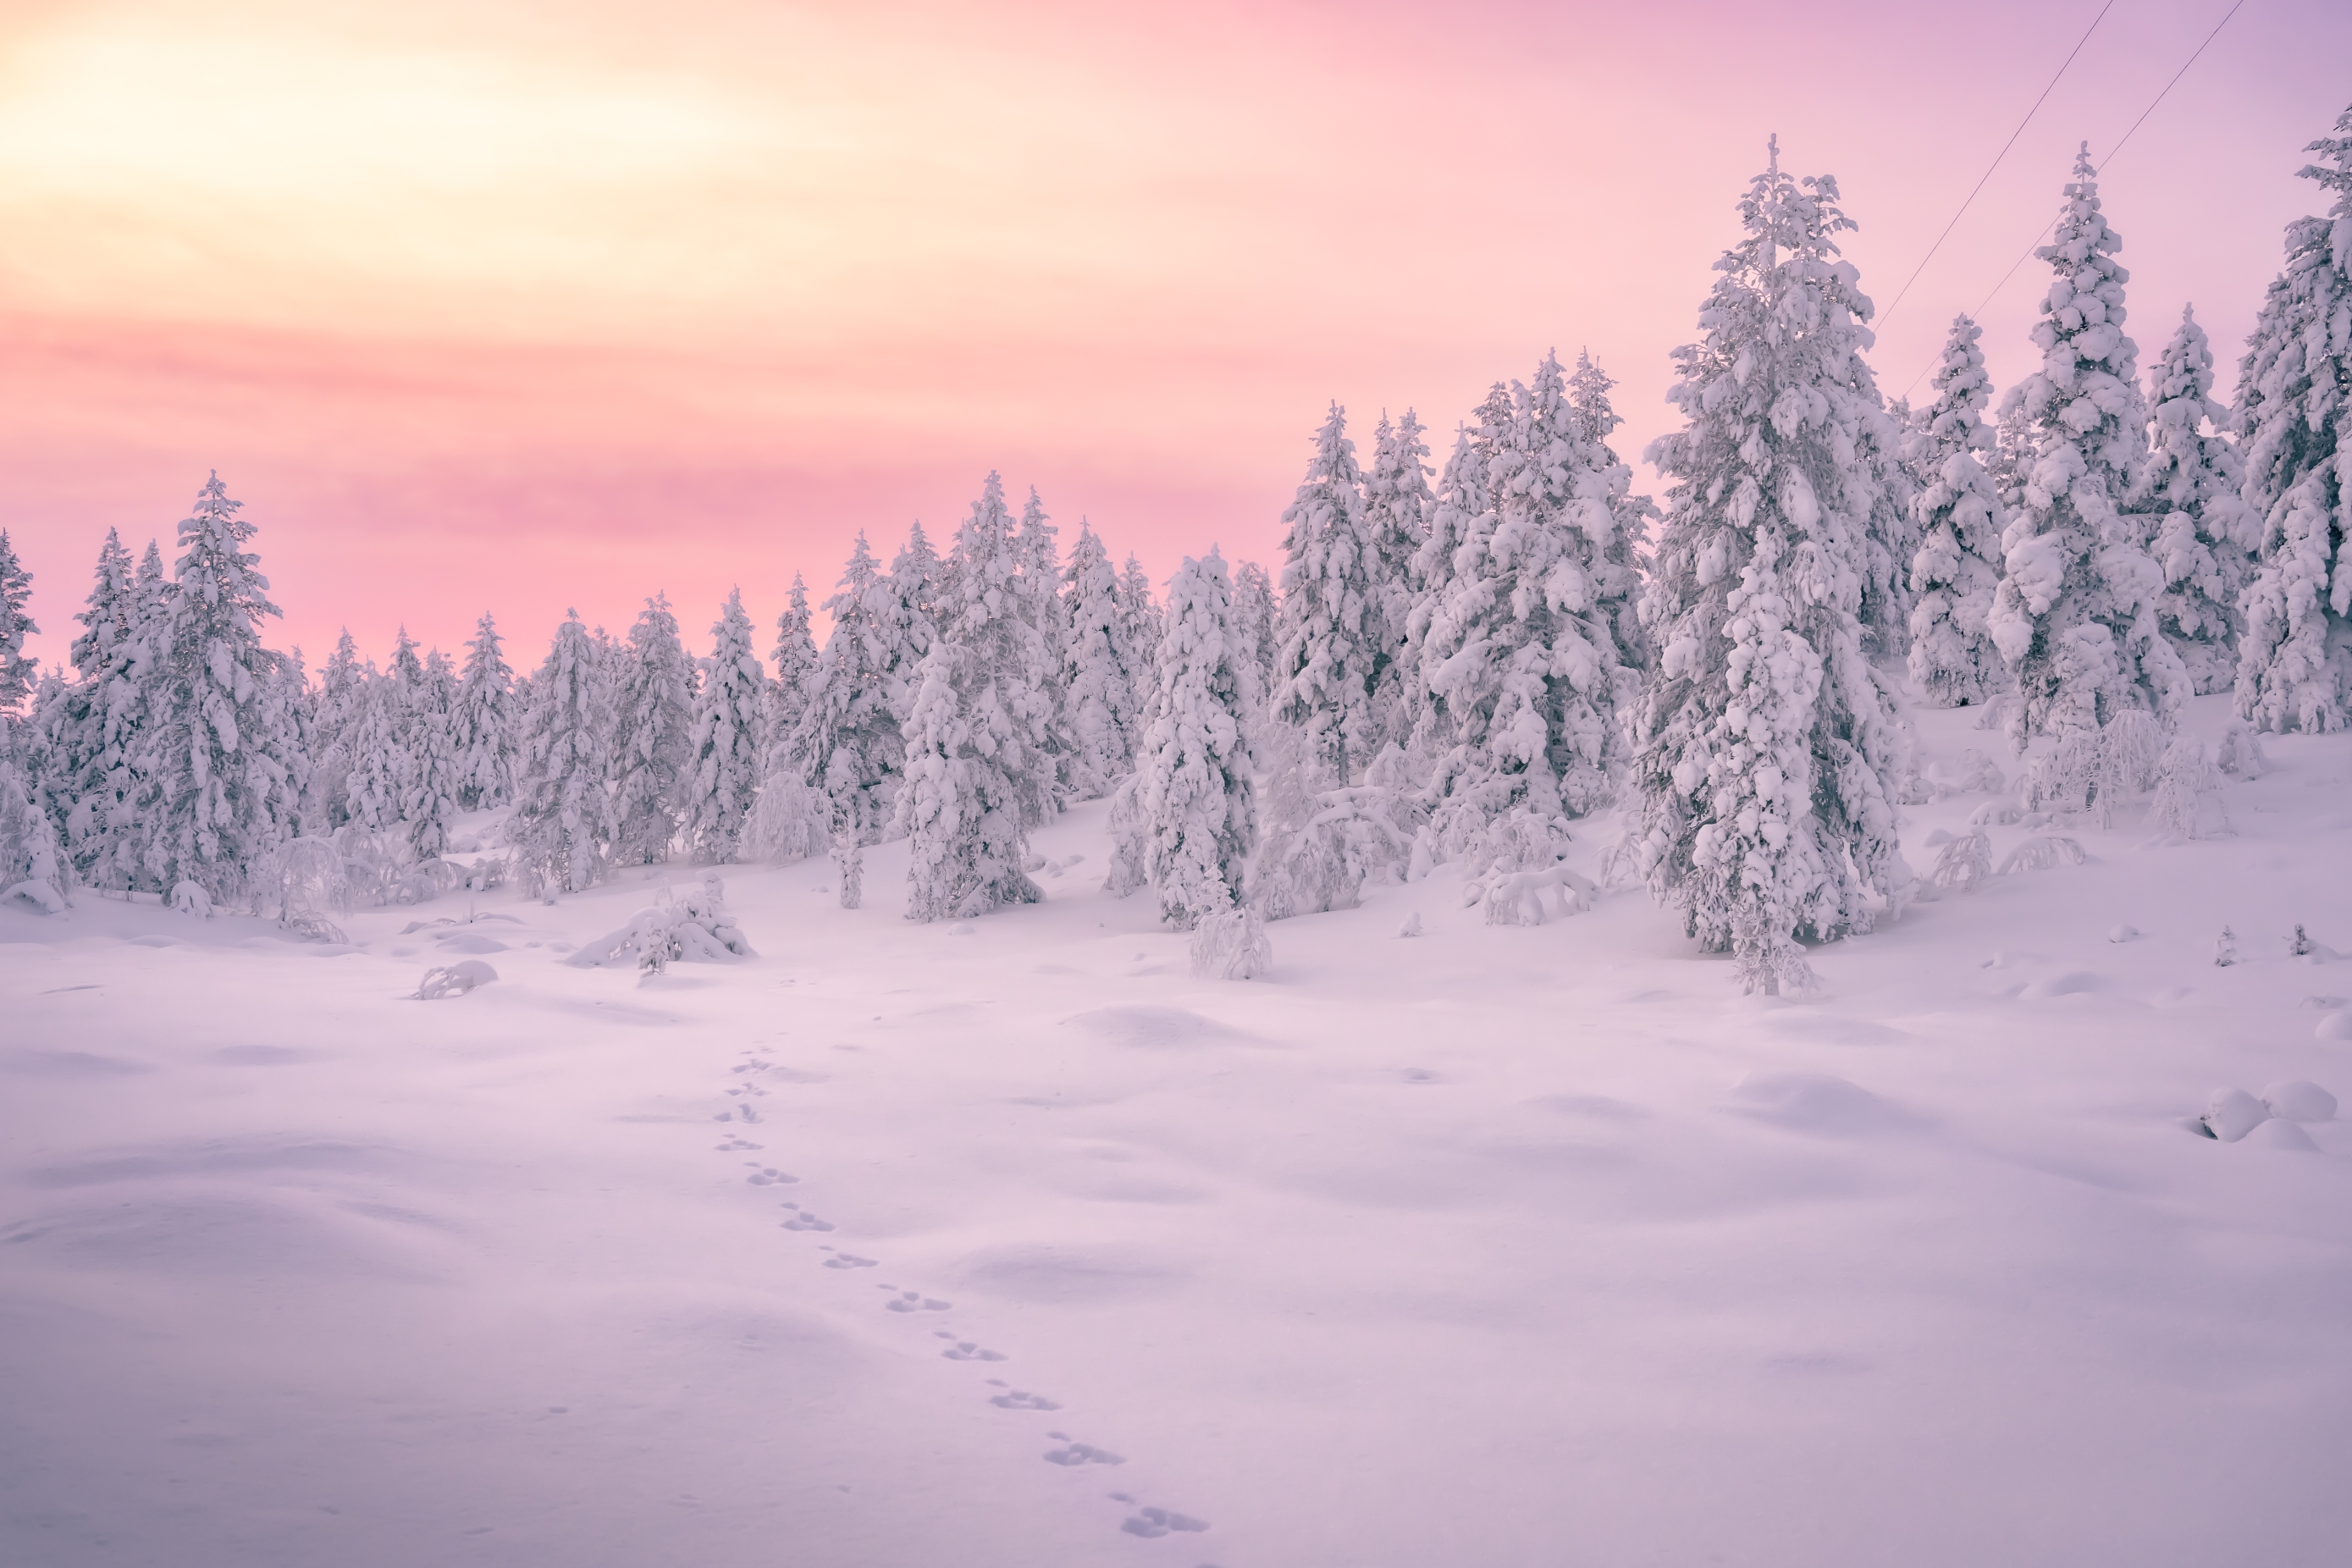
[2215,926,2239,967]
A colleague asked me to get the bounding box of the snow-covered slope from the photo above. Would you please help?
[3,695,2349,1567]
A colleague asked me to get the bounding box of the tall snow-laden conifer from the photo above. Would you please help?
[509,611,615,898]
[1567,352,1660,674]
[881,523,942,734]
[1062,522,1144,798]
[1361,411,1434,751]
[2233,103,2352,732]
[310,629,365,827]
[610,593,696,864]
[1905,314,2009,706]
[127,473,300,903]
[454,613,518,809]
[49,531,150,887]
[686,588,765,864]
[1416,351,1651,856]
[1985,146,2184,744]
[765,573,820,776]
[1631,141,1913,997]
[2132,306,2255,694]
[804,534,903,853]
[1014,489,1069,819]
[342,668,411,838]
[0,529,34,719]
[1274,405,1381,785]
[900,473,1055,920]
[404,650,462,859]
[1228,560,1278,726]
[1117,554,1163,724]
[1129,549,1256,927]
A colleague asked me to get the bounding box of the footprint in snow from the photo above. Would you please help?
[715,1136,762,1151]
[821,1251,878,1269]
[781,1207,834,1230]
[986,1383,1061,1411]
[746,1166,798,1186]
[1112,1500,1208,1538]
[882,1288,952,1313]
[1044,1438,1124,1466]
[937,1334,1008,1361]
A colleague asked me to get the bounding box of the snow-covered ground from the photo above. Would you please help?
[5,693,2350,1568]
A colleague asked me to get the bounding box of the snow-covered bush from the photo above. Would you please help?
[416,959,497,999]
[1473,862,1597,927]
[259,834,350,941]
[169,879,214,917]
[1102,775,1148,898]
[2216,721,2265,779]
[566,877,753,969]
[0,745,69,914]
[1998,835,2087,874]
[1251,786,1416,922]
[741,773,826,865]
[2146,733,2224,839]
[1928,830,1993,893]
[1189,904,1272,980]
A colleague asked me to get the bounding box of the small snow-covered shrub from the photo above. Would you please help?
[260,836,351,941]
[2215,722,2265,780]
[416,958,498,998]
[1189,903,1270,980]
[2215,925,2239,966]
[1929,830,1994,893]
[169,880,214,918]
[1474,863,1596,926]
[743,774,827,865]
[2146,735,2224,840]
[0,758,69,914]
[1998,836,2088,875]
[1101,775,1148,898]
[2021,735,2101,814]
[567,876,753,969]
[1251,786,1416,922]
[830,828,864,911]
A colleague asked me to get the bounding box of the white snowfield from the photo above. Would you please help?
[3,696,2349,1568]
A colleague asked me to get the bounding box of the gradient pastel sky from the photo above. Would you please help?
[3,0,2348,671]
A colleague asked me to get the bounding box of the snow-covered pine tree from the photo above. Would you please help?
[1904,313,2009,706]
[1228,560,1278,726]
[804,534,903,853]
[509,610,616,898]
[685,588,765,864]
[270,645,320,841]
[2132,305,2255,695]
[0,529,34,720]
[1985,146,2186,746]
[451,614,518,810]
[1118,554,1162,676]
[1415,351,1651,861]
[42,530,148,888]
[610,593,697,864]
[2233,102,2352,732]
[1061,521,1144,798]
[340,670,411,838]
[1126,549,1257,930]
[1014,489,1069,820]
[405,649,462,859]
[2,734,69,913]
[125,473,301,903]
[1360,411,1434,753]
[1854,389,1919,661]
[765,572,820,776]
[1631,141,1913,996]
[1566,352,1659,676]
[879,522,943,743]
[1405,387,1514,758]
[308,629,365,828]
[1273,404,1383,786]
[900,472,1054,920]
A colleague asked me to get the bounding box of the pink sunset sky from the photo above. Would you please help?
[3,0,2348,671]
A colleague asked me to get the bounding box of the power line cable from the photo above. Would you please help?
[1897,0,2251,399]
[1875,0,2116,336]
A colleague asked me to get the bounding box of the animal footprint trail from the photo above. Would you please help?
[820,1247,878,1268]
[937,1333,1008,1362]
[1043,1436,1124,1466]
[715,1136,762,1151]
[880,1287,952,1313]
[1116,1503,1210,1538]
[986,1383,1061,1411]
[781,1205,834,1230]
[746,1165,798,1186]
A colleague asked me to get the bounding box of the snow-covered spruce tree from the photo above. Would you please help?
[610,593,697,864]
[1013,489,1070,821]
[125,473,301,904]
[1360,410,1434,752]
[0,528,34,720]
[684,588,765,864]
[1228,559,1278,724]
[509,611,616,898]
[881,522,943,738]
[900,472,1054,921]
[1416,351,1650,863]
[1274,404,1383,786]
[340,671,411,838]
[308,629,365,828]
[43,529,147,888]
[1854,386,1919,660]
[453,612,519,809]
[2233,102,2352,732]
[1118,553,1162,678]
[1566,351,1659,671]
[405,649,462,859]
[1405,385,1516,759]
[1631,141,1913,996]
[1124,549,1258,922]
[1904,314,2009,706]
[1061,521,1145,798]
[2133,305,2255,695]
[1,737,69,913]
[1985,146,2185,747]
[804,533,903,849]
[765,572,820,776]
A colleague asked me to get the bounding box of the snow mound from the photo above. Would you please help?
[2200,1087,2269,1142]
[1727,1072,1915,1136]
[2020,970,2103,999]
[416,960,498,999]
[2261,1081,2338,1123]
[1065,1005,1241,1049]
[2245,1118,2319,1152]
[567,878,753,970]
[2316,1012,2352,1041]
